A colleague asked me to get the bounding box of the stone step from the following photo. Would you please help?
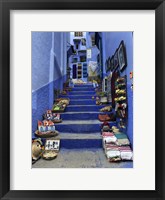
[72,87,95,91]
[59,95,95,99]
[61,111,111,120]
[69,91,95,95]
[74,84,93,88]
[66,104,112,112]
[55,120,116,133]
[69,99,96,105]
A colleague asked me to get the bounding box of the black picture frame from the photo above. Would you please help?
[110,55,114,71]
[106,56,111,72]
[113,48,119,70]
[105,59,108,73]
[0,0,164,200]
[118,40,127,71]
[107,56,111,71]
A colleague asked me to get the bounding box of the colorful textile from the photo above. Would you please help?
[119,146,133,160]
[116,139,130,146]
[102,132,117,144]
[106,147,121,162]
[114,133,128,139]
[102,132,114,137]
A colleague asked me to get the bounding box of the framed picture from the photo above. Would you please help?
[105,59,108,73]
[0,0,164,200]
[110,55,114,71]
[113,48,119,70]
[118,40,127,71]
[107,56,111,72]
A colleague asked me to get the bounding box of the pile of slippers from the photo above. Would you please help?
[101,123,133,162]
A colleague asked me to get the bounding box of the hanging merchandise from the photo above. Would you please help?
[114,75,127,119]
[130,71,133,79]
[130,71,133,91]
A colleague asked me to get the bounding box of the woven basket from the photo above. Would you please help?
[42,150,58,160]
[35,130,59,138]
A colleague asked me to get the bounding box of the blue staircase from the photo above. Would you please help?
[57,83,116,149]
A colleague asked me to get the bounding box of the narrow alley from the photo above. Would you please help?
[32,32,133,168]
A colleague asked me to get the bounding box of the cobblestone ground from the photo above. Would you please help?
[32,148,133,168]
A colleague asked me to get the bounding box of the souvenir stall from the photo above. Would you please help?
[100,39,133,162]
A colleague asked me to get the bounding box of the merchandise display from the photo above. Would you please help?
[43,110,62,123]
[42,139,60,160]
[31,34,133,168]
[32,138,44,164]
[35,120,59,138]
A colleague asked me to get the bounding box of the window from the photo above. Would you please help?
[74,32,83,37]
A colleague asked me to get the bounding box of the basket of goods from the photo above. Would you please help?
[100,105,112,112]
[32,138,44,164]
[55,98,70,105]
[52,103,66,113]
[43,110,62,123]
[42,138,60,160]
[35,120,59,138]
[61,90,67,95]
[98,113,116,122]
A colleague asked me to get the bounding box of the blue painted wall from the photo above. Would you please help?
[32,32,68,133]
[102,32,133,147]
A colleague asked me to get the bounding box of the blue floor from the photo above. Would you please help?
[57,83,115,149]
[33,83,132,168]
